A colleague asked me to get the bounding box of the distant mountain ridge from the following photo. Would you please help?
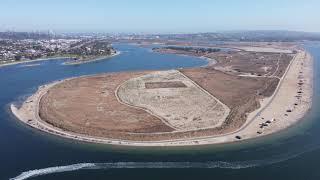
[156,30,320,42]
[1,30,320,42]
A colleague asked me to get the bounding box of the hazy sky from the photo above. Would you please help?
[0,0,319,33]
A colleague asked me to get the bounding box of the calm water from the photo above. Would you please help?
[0,43,320,180]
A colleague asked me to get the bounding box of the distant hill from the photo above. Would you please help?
[217,30,320,41]
[156,30,320,42]
[2,30,320,42]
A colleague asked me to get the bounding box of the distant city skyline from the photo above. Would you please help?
[0,0,319,33]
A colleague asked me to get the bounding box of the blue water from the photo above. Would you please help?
[1,43,320,180]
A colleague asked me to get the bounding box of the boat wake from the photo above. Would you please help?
[10,143,320,180]
[10,163,96,180]
[9,161,261,180]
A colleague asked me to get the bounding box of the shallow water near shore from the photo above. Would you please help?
[1,43,320,180]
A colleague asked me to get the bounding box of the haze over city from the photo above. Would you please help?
[0,0,320,33]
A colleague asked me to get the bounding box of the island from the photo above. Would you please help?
[11,42,313,146]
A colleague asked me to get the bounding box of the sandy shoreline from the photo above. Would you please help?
[10,48,313,146]
[0,51,120,68]
[62,51,121,65]
[0,57,72,68]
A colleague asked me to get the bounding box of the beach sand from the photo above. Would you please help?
[0,51,120,68]
[62,51,121,65]
[0,57,71,68]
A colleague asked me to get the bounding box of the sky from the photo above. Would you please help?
[0,0,319,33]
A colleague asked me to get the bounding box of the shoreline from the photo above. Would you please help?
[152,48,217,67]
[10,48,313,147]
[0,51,120,68]
[0,57,72,68]
[62,51,121,65]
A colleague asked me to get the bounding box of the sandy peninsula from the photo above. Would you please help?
[62,51,120,65]
[0,57,71,68]
[0,51,120,68]
[11,45,313,146]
